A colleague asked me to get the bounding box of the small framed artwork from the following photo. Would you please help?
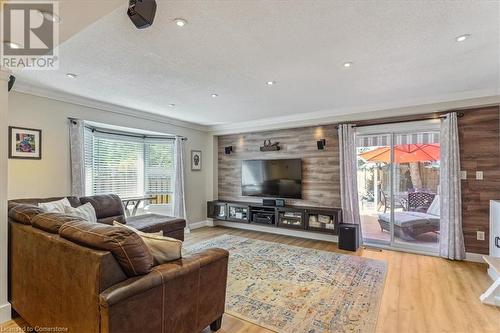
[191,150,202,171]
[8,126,42,160]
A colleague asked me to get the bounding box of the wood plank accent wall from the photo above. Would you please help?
[217,105,499,254]
[218,124,341,208]
[458,106,500,254]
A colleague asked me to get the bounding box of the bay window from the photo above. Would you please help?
[84,128,174,201]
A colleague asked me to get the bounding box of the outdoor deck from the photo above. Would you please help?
[361,210,439,252]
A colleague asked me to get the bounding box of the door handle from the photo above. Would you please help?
[495,236,500,249]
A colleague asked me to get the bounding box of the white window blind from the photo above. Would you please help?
[145,140,174,195]
[84,129,175,198]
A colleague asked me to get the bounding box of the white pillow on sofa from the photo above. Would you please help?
[64,203,97,222]
[38,197,72,213]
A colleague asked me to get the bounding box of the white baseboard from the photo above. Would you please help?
[465,252,485,263]
[0,302,11,324]
[214,220,338,242]
[189,219,214,230]
[198,221,488,263]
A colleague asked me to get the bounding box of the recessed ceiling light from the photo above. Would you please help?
[37,10,61,23]
[3,41,21,49]
[266,81,276,86]
[66,73,78,79]
[174,18,187,27]
[211,94,218,98]
[455,34,470,42]
[343,62,353,68]
[168,103,175,107]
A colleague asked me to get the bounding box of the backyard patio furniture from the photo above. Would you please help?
[378,190,391,213]
[359,144,440,164]
[407,191,435,212]
[377,189,407,213]
[378,194,440,240]
[121,195,156,216]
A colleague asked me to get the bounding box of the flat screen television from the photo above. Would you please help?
[241,159,302,199]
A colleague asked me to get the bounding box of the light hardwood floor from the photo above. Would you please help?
[2,226,499,333]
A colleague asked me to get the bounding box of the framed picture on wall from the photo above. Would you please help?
[8,126,42,160]
[191,150,202,171]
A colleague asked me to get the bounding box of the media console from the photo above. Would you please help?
[207,200,342,235]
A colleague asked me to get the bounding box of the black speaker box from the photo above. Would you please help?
[262,199,276,207]
[127,0,157,29]
[8,75,15,92]
[338,223,359,251]
[317,139,326,150]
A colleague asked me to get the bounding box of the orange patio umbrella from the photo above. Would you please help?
[360,144,440,163]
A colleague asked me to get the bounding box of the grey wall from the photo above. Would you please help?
[8,92,214,224]
[217,124,341,208]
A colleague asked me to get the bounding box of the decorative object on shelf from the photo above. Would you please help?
[260,139,280,152]
[8,126,42,159]
[224,146,233,155]
[307,209,339,232]
[278,209,304,229]
[317,139,326,150]
[228,204,249,221]
[191,150,202,171]
[318,214,332,224]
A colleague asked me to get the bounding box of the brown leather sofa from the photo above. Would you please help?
[8,197,229,333]
[10,194,186,240]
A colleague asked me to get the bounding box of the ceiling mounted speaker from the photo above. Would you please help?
[8,75,15,92]
[225,146,233,155]
[317,139,326,150]
[127,0,157,29]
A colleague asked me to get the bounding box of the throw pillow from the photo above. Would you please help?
[64,203,97,222]
[59,220,153,276]
[38,197,72,213]
[113,221,182,265]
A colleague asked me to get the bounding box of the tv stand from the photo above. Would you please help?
[207,200,342,235]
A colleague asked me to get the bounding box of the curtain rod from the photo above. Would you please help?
[68,118,187,141]
[336,112,465,129]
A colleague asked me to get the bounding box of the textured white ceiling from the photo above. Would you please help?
[12,0,500,127]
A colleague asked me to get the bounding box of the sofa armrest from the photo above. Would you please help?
[98,248,228,333]
[99,248,228,307]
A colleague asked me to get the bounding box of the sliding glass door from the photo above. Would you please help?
[356,134,392,246]
[355,121,440,254]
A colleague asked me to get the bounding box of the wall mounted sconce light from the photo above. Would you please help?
[317,139,326,150]
[224,146,233,155]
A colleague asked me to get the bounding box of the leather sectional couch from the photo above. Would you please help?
[8,195,229,333]
[10,194,187,240]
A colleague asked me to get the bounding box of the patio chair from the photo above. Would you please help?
[378,190,390,213]
[378,189,406,213]
[407,191,435,212]
[378,194,440,240]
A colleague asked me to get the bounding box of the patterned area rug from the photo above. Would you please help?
[186,235,387,333]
